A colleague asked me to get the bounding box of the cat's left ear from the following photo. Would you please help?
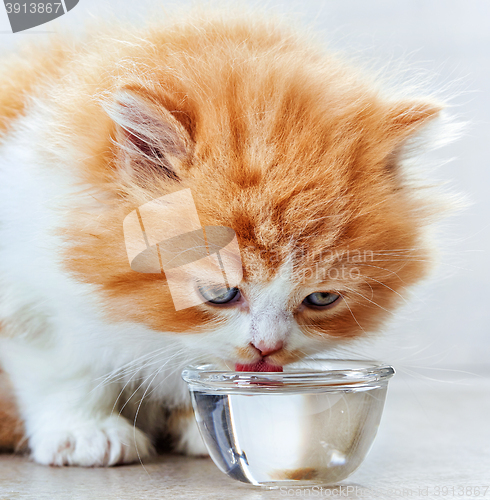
[386,99,443,138]
[377,99,444,169]
[105,88,194,182]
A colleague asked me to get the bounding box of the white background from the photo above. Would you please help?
[0,0,489,375]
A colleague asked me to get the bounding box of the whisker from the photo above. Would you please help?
[336,291,366,334]
[342,286,393,313]
[91,347,168,390]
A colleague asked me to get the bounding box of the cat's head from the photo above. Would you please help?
[62,24,444,370]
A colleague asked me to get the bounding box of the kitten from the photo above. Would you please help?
[0,11,445,466]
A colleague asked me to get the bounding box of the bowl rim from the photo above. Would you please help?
[181,358,395,392]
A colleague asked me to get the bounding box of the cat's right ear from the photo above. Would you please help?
[105,88,194,183]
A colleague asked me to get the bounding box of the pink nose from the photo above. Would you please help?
[251,340,284,357]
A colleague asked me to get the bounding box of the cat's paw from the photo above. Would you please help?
[29,415,155,466]
[173,416,209,458]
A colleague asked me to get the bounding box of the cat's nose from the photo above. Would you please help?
[251,340,284,357]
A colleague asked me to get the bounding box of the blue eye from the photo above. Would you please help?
[199,285,240,304]
[303,292,340,308]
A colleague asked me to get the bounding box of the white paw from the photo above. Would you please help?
[174,416,209,458]
[29,415,155,466]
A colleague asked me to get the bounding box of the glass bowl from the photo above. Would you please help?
[182,359,394,488]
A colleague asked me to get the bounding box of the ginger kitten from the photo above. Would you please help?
[0,12,445,466]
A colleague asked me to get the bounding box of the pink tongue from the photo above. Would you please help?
[235,360,283,372]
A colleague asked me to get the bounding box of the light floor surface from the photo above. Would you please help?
[0,374,489,500]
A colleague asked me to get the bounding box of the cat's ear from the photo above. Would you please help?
[105,88,194,182]
[386,99,443,138]
[383,100,444,150]
[380,99,443,169]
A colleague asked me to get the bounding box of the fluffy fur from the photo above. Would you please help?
[0,11,445,465]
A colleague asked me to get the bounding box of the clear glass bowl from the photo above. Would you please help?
[182,359,394,488]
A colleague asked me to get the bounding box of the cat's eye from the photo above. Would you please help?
[198,285,241,304]
[303,292,340,308]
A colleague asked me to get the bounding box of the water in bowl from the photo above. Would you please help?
[190,386,387,487]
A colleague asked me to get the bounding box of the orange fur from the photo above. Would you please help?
[0,12,447,454]
[32,14,441,342]
[0,369,24,452]
[0,40,71,137]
